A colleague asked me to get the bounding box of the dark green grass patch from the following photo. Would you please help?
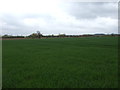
[2,37,118,88]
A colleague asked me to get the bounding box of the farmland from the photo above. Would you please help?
[2,37,118,88]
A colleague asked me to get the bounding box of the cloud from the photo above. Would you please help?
[61,2,118,19]
[0,1,118,35]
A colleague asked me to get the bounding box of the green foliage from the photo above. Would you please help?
[3,37,118,88]
[27,33,38,38]
[27,32,42,38]
[58,34,66,37]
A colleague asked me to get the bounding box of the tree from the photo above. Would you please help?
[58,33,66,37]
[27,33,38,38]
[37,31,42,38]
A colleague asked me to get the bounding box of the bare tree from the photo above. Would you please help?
[36,31,42,38]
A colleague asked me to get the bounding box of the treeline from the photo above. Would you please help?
[2,35,25,38]
[2,32,120,39]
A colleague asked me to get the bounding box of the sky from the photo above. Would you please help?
[0,0,118,36]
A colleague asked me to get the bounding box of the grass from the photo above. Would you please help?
[2,37,118,88]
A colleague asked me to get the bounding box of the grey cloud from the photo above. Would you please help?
[61,2,118,19]
[0,14,34,35]
[0,2,118,35]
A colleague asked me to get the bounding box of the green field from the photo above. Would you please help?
[2,37,118,88]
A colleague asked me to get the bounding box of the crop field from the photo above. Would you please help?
[2,37,118,88]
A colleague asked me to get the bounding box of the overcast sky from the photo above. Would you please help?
[0,0,118,36]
